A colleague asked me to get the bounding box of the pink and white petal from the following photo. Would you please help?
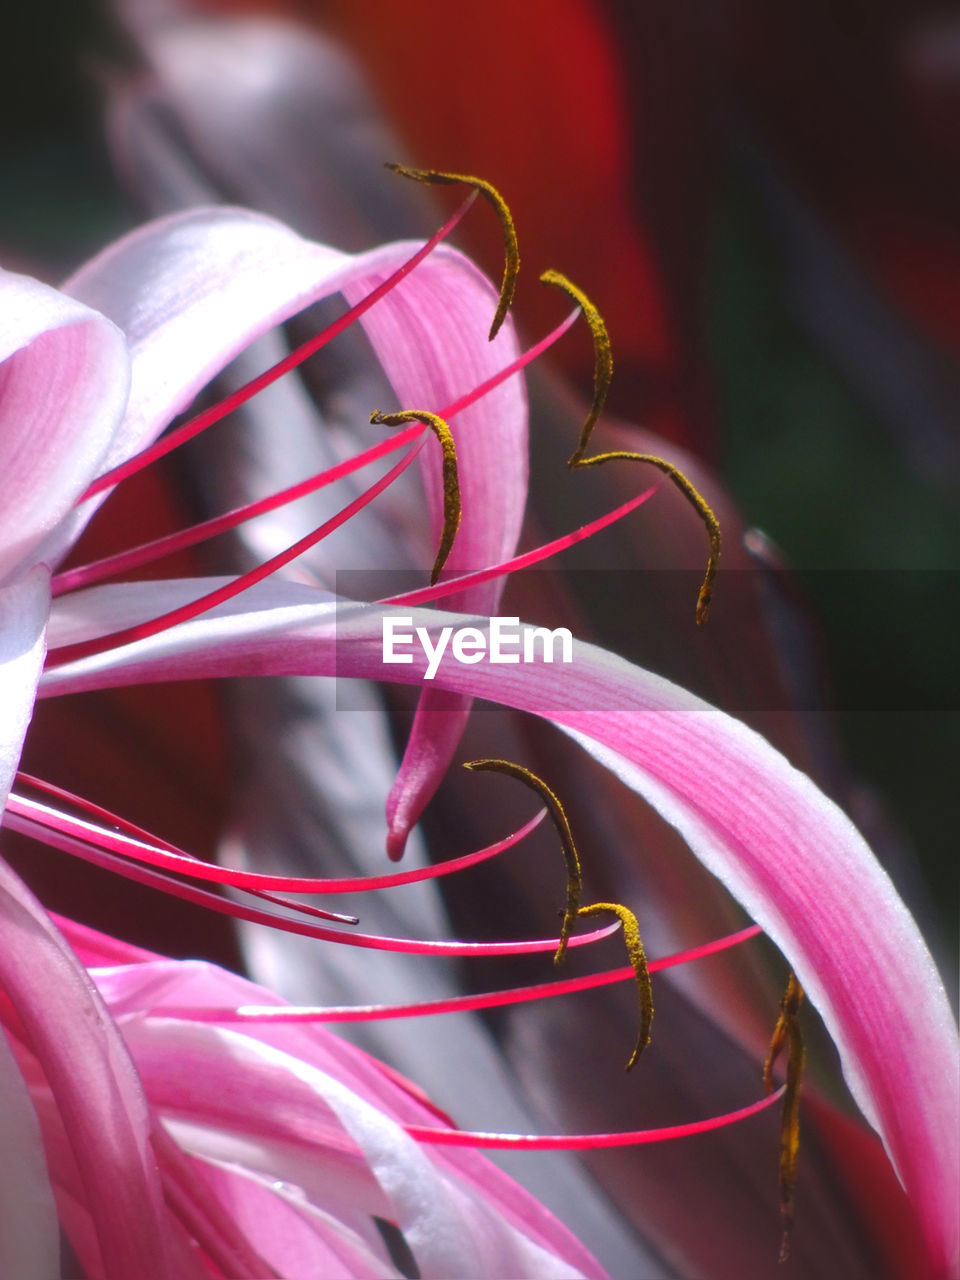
[342,248,527,854]
[0,1026,59,1279]
[63,209,525,843]
[178,1155,403,1280]
[0,568,50,810]
[63,208,335,460]
[42,591,959,1275]
[121,1015,596,1280]
[61,210,517,542]
[0,859,192,1280]
[342,244,527,577]
[382,692,471,858]
[90,956,607,1279]
[0,272,129,581]
[53,911,161,968]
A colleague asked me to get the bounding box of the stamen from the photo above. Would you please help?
[4,801,618,956]
[370,410,461,583]
[7,789,359,926]
[577,902,653,1069]
[78,193,476,503]
[53,429,420,595]
[763,972,805,1262]
[464,759,581,964]
[404,1087,784,1150]
[386,163,519,340]
[56,310,579,596]
[541,268,721,624]
[539,269,612,459]
[577,452,721,625]
[47,442,424,668]
[385,486,656,609]
[153,925,762,1025]
[9,776,545,895]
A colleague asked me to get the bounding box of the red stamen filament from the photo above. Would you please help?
[148,925,763,1025]
[54,308,579,597]
[52,428,420,596]
[9,777,546,894]
[47,469,650,674]
[7,789,359,926]
[383,487,656,610]
[77,194,477,504]
[2,804,616,957]
[404,1088,784,1150]
[47,443,424,667]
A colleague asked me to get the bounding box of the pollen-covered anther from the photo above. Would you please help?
[763,971,806,1263]
[463,759,582,964]
[539,268,613,457]
[370,410,462,584]
[577,901,653,1069]
[541,267,722,625]
[386,163,519,340]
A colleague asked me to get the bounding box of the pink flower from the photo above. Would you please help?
[1,894,603,1278]
[0,207,602,1277]
[2,201,957,1277]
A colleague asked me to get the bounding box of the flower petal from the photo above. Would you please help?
[43,587,959,1274]
[0,860,187,1279]
[94,957,606,1279]
[64,206,527,849]
[0,568,50,811]
[0,1021,59,1279]
[340,242,527,858]
[0,271,129,581]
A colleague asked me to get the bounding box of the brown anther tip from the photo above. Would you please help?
[577,901,653,1069]
[370,408,461,584]
[385,164,518,342]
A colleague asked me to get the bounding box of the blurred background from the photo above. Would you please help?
[2,3,957,1274]
[3,0,955,950]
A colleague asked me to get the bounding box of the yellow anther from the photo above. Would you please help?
[763,972,805,1263]
[386,163,519,340]
[539,269,613,460]
[370,410,461,584]
[577,451,721,624]
[541,268,721,625]
[577,902,653,1069]
[464,759,581,964]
